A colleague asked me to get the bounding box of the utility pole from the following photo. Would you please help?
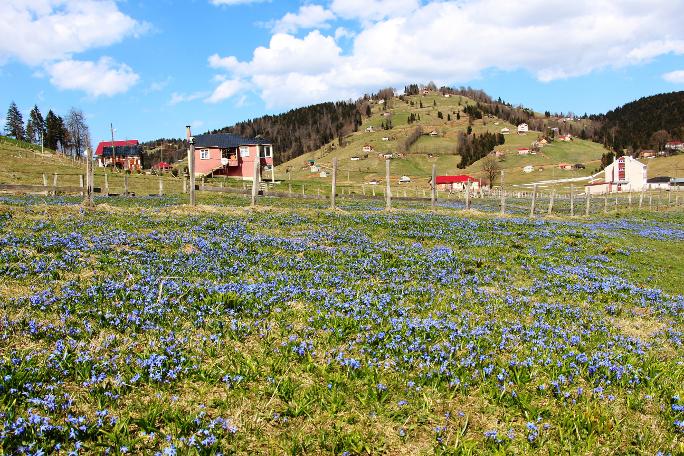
[110,123,117,172]
[186,126,196,206]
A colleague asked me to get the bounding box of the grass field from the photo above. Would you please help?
[0,138,185,196]
[0,193,683,454]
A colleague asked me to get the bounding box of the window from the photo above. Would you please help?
[239,146,250,157]
[200,149,210,160]
[259,145,273,158]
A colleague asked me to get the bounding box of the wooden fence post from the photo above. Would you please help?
[251,153,259,207]
[639,190,644,208]
[530,184,537,217]
[431,164,436,211]
[52,173,58,196]
[331,158,337,209]
[585,191,591,216]
[570,185,575,216]
[85,149,94,207]
[501,191,506,216]
[649,194,653,210]
[302,185,305,198]
[547,189,555,215]
[79,174,85,196]
[372,185,376,197]
[183,176,187,194]
[124,173,129,197]
[385,159,392,211]
[104,172,109,196]
[604,193,608,213]
[159,176,163,196]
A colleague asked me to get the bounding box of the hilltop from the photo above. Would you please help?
[273,91,608,188]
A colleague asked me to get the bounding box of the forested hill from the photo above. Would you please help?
[210,101,363,165]
[591,91,684,151]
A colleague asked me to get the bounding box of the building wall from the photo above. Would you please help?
[604,156,647,192]
[193,144,274,179]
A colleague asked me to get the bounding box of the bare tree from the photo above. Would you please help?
[65,108,91,157]
[481,154,501,188]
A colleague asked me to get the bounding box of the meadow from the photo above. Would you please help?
[1,194,683,455]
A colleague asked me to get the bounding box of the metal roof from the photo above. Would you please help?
[194,133,271,148]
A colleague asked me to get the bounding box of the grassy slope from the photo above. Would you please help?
[0,138,184,195]
[275,94,609,189]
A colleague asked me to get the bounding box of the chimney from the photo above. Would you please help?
[186,125,192,140]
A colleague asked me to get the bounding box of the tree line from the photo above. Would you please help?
[212,101,363,166]
[457,131,505,169]
[4,101,91,157]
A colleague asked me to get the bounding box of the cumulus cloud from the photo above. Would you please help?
[663,70,684,84]
[46,57,139,97]
[330,0,420,22]
[206,79,245,103]
[208,0,684,107]
[0,0,146,66]
[272,4,335,33]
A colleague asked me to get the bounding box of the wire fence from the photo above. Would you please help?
[1,162,683,217]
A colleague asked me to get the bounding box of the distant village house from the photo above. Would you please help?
[95,140,142,171]
[192,133,273,180]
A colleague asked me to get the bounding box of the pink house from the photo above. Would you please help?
[193,133,274,179]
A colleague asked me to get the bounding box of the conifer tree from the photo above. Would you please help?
[26,105,45,143]
[5,101,24,140]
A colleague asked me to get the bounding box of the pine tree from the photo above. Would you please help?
[5,101,25,140]
[27,105,45,143]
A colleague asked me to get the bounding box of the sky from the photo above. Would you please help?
[2,0,684,145]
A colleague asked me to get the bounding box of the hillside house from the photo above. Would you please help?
[362,144,374,153]
[95,140,142,171]
[523,165,534,173]
[495,150,506,158]
[432,175,483,192]
[585,156,647,195]
[383,153,393,159]
[640,150,656,159]
[665,141,684,151]
[429,130,439,137]
[558,163,573,170]
[399,176,411,183]
[193,133,273,179]
[517,148,530,155]
[366,126,375,133]
[558,134,573,142]
[383,112,391,117]
[517,123,529,135]
[382,137,390,141]
[350,156,361,161]
[501,127,510,135]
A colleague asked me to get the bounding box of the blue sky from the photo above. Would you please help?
[2,0,684,145]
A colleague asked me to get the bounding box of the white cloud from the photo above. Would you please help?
[330,0,420,22]
[46,57,139,97]
[663,70,684,84]
[169,91,209,106]
[208,0,684,108]
[0,0,146,66]
[206,79,244,103]
[272,4,335,33]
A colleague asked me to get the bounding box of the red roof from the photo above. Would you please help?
[95,140,139,156]
[518,147,529,150]
[153,161,172,169]
[435,175,480,184]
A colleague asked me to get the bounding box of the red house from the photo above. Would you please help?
[95,140,142,171]
[432,175,483,191]
[193,133,273,179]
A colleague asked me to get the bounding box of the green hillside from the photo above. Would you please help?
[0,137,183,195]
[274,93,609,189]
